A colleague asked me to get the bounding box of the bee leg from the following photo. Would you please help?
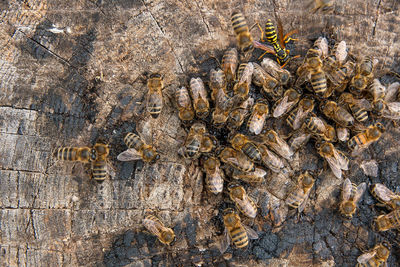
[283,29,299,43]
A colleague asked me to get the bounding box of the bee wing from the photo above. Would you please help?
[317,37,329,58]
[341,178,353,201]
[249,113,267,135]
[292,106,309,130]
[273,95,290,118]
[373,183,397,202]
[384,82,400,102]
[136,120,153,144]
[219,227,231,254]
[383,102,400,119]
[335,149,349,171]
[176,86,191,108]
[335,41,347,65]
[143,218,162,237]
[243,224,258,240]
[268,135,294,160]
[353,182,367,203]
[240,63,254,85]
[147,90,163,111]
[325,154,343,179]
[298,188,312,213]
[117,148,142,161]
[357,250,377,264]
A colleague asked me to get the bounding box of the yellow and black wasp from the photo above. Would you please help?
[253,15,299,68]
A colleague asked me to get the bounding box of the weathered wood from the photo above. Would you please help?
[1,0,400,266]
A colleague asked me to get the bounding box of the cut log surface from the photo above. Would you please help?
[0,0,400,266]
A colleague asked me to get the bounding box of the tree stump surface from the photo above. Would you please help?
[0,0,399,266]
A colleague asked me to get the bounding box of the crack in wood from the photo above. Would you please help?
[140,0,185,73]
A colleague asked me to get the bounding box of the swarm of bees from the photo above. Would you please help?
[51,8,400,265]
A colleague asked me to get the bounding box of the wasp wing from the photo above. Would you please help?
[117,148,142,161]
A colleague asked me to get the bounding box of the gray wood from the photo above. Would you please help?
[1,0,400,266]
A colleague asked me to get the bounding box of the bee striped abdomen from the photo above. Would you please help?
[54,147,76,161]
[286,193,303,209]
[264,19,278,44]
[242,143,262,162]
[124,133,144,150]
[92,160,107,181]
[350,105,368,122]
[186,139,201,157]
[206,176,223,194]
[311,71,327,94]
[231,12,248,35]
[230,227,248,248]
[348,134,367,150]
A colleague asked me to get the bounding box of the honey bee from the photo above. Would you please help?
[336,127,350,142]
[221,47,239,84]
[338,93,371,122]
[263,130,294,160]
[262,191,288,228]
[252,63,282,100]
[272,88,301,118]
[175,86,195,122]
[228,183,258,218]
[304,115,337,142]
[118,132,160,164]
[227,97,254,130]
[288,129,312,152]
[179,122,212,159]
[339,178,367,218]
[143,213,175,245]
[190,77,210,119]
[348,123,385,155]
[323,41,348,72]
[219,147,254,172]
[233,63,254,101]
[232,167,266,183]
[356,242,391,267]
[147,74,164,119]
[370,183,400,210]
[91,143,110,181]
[258,144,285,173]
[210,68,227,100]
[231,11,254,57]
[373,209,400,232]
[357,55,376,77]
[53,146,97,163]
[326,61,355,92]
[285,171,315,212]
[316,141,349,179]
[260,58,292,85]
[203,157,224,194]
[219,208,258,254]
[248,101,269,135]
[311,37,329,59]
[286,97,315,130]
[320,100,354,127]
[212,88,234,127]
[350,73,370,94]
[230,133,262,163]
